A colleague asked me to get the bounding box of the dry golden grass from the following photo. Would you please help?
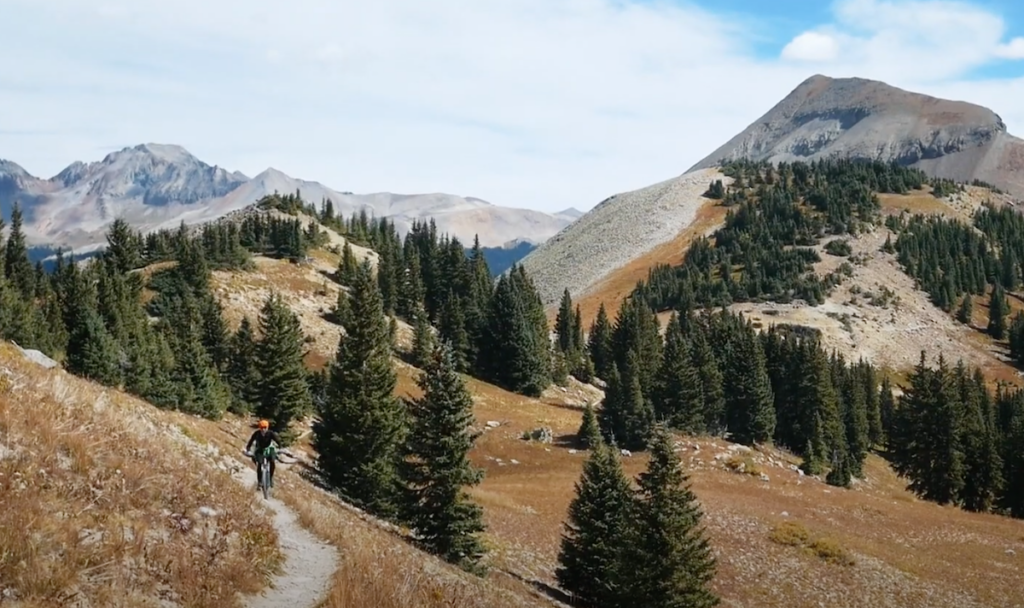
[769,520,855,566]
[0,343,281,607]
[877,191,956,217]
[181,410,550,608]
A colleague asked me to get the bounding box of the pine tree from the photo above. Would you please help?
[958,364,1004,512]
[399,340,487,573]
[410,304,436,368]
[478,272,548,396]
[577,402,602,449]
[799,347,846,476]
[555,440,635,608]
[988,284,1009,340]
[4,203,35,300]
[595,350,656,451]
[655,313,704,434]
[690,329,726,436]
[555,288,576,354]
[338,242,359,286]
[956,294,973,325]
[227,317,260,414]
[587,303,614,381]
[313,259,407,519]
[255,292,312,443]
[629,426,719,608]
[879,375,896,449]
[722,328,775,445]
[438,291,470,372]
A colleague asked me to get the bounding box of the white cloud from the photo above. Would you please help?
[995,37,1024,59]
[1,0,1023,214]
[782,32,841,62]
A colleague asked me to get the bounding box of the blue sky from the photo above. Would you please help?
[2,0,1024,214]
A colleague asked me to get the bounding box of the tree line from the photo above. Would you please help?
[638,158,930,309]
[0,203,491,573]
[887,205,1024,367]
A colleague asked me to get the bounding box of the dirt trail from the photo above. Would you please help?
[233,466,339,608]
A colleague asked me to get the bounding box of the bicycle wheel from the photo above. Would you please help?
[261,462,270,500]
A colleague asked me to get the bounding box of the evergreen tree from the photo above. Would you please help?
[879,375,896,449]
[477,272,549,396]
[437,291,471,372]
[255,292,313,443]
[690,328,726,436]
[587,303,614,381]
[655,313,704,434]
[988,284,1009,339]
[338,242,359,286]
[629,426,719,608]
[313,259,407,519]
[4,203,35,300]
[410,304,436,368]
[599,352,655,451]
[226,316,260,414]
[577,402,602,449]
[958,364,1004,512]
[555,288,577,354]
[956,294,973,325]
[555,440,635,608]
[399,340,487,573]
[722,328,775,445]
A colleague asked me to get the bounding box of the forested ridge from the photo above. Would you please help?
[3,165,1024,605]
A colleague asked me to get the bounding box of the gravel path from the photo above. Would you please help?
[234,467,339,608]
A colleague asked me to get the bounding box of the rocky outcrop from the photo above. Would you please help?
[689,74,1024,198]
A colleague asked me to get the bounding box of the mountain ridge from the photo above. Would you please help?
[522,73,1024,311]
[688,74,1024,198]
[0,144,576,249]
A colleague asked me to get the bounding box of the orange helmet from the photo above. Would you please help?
[258,419,269,429]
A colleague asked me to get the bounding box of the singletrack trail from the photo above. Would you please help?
[233,466,338,608]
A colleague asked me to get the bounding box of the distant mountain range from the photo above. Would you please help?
[0,144,580,250]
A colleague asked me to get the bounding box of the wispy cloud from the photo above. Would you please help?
[1,0,1023,213]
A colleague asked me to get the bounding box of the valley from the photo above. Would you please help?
[5,74,1024,608]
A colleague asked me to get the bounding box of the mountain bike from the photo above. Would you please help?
[244,445,279,500]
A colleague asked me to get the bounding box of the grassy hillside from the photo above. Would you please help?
[205,248,1024,608]
[0,342,281,607]
[5,171,1024,608]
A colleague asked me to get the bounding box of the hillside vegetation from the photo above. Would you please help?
[3,166,1024,608]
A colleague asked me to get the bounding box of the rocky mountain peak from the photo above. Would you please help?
[689,74,1024,198]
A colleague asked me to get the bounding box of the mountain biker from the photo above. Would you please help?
[244,420,280,489]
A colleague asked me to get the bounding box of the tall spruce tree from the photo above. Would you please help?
[988,284,1009,340]
[722,327,775,445]
[655,313,704,434]
[587,303,614,381]
[628,426,719,608]
[399,340,487,573]
[577,402,602,449]
[313,259,407,519]
[255,292,313,443]
[556,439,635,608]
[226,317,261,414]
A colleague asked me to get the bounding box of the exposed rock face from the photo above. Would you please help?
[689,74,1024,198]
[519,168,725,307]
